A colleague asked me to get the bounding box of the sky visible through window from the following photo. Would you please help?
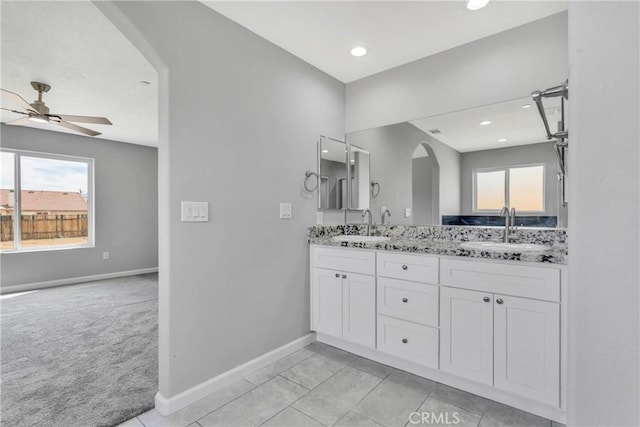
[1,154,88,193]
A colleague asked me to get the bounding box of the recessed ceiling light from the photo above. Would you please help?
[140,80,151,86]
[322,150,328,153]
[522,104,532,109]
[466,0,490,11]
[350,46,367,57]
[479,120,492,126]
[498,138,508,142]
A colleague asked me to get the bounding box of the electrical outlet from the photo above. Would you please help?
[103,251,109,260]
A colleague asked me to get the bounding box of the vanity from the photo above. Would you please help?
[308,225,568,423]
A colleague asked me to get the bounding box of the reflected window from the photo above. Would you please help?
[474,165,544,212]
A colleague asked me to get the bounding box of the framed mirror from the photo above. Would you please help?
[318,136,347,210]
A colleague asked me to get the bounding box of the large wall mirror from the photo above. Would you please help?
[318,136,371,211]
[346,94,567,228]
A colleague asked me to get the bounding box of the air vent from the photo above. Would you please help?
[429,129,442,134]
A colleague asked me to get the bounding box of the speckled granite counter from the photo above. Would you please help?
[308,225,568,265]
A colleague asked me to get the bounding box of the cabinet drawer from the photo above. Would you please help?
[440,258,560,302]
[376,315,438,369]
[377,278,439,326]
[377,252,439,284]
[312,246,375,275]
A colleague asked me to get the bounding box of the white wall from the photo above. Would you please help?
[345,12,568,132]
[568,2,639,426]
[0,125,158,288]
[101,1,345,399]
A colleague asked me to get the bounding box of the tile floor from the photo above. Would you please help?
[118,342,563,427]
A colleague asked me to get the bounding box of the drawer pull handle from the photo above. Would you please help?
[402,338,408,344]
[483,296,490,303]
[342,274,347,279]
[402,298,408,303]
[335,273,340,278]
[401,265,408,270]
[496,298,504,305]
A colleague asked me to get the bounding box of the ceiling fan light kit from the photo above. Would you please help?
[1,81,112,136]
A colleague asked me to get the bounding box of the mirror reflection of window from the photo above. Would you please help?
[474,165,544,212]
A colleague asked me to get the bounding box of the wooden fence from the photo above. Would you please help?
[1,214,88,241]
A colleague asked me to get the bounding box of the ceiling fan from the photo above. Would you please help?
[1,82,112,137]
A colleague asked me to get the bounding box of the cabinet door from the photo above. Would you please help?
[494,295,560,406]
[440,287,493,385]
[311,268,342,338]
[342,272,376,348]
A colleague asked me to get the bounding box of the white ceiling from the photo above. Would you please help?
[0,1,567,148]
[204,1,568,83]
[411,96,563,152]
[1,1,158,147]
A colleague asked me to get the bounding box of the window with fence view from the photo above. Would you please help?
[1,150,92,251]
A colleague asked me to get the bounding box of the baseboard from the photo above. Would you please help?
[155,332,316,416]
[0,267,159,294]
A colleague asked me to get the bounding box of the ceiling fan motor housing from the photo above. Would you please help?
[30,82,51,115]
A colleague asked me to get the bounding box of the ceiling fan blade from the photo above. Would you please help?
[54,120,101,137]
[1,107,28,115]
[1,88,37,114]
[4,117,31,126]
[55,114,112,125]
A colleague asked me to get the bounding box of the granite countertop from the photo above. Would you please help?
[307,225,568,265]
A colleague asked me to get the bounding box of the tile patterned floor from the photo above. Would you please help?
[118,342,563,427]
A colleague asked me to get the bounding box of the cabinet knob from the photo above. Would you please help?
[402,265,408,270]
[402,338,408,344]
[402,297,408,303]
[335,273,340,278]
[342,274,347,279]
[496,298,504,305]
[483,296,490,303]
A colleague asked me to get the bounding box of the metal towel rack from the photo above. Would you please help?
[532,79,569,207]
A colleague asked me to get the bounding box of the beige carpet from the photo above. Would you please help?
[0,273,158,427]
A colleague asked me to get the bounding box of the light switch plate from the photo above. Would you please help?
[404,208,412,218]
[280,203,292,219]
[316,211,324,225]
[181,201,209,222]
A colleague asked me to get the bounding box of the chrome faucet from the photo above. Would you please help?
[382,208,391,225]
[500,206,518,242]
[500,207,510,242]
[362,209,373,236]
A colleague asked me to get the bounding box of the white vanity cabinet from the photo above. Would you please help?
[375,252,440,368]
[309,244,566,422]
[311,247,376,348]
[440,258,561,407]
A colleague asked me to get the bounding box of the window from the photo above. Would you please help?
[1,149,93,252]
[474,164,544,212]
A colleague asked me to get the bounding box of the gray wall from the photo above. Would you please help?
[412,156,433,224]
[347,122,460,225]
[345,12,568,133]
[0,124,158,288]
[103,1,345,399]
[459,142,559,216]
[568,2,639,426]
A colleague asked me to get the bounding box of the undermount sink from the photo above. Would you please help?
[332,235,391,243]
[459,241,552,253]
